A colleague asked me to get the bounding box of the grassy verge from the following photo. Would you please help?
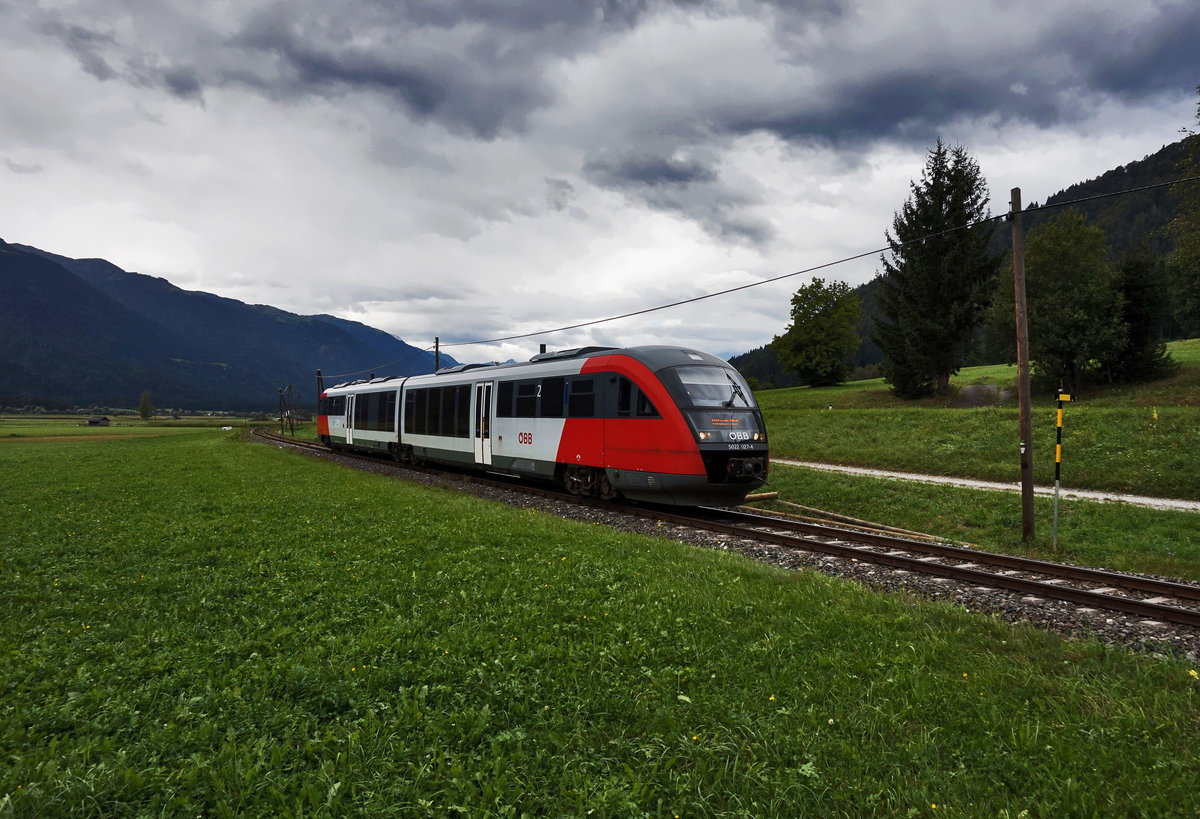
[760,404,1200,499]
[755,463,1200,582]
[755,340,1200,500]
[4,432,1200,816]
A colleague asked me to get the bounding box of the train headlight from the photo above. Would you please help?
[698,431,711,440]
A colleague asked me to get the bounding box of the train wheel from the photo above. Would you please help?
[563,465,595,496]
[563,466,618,500]
[597,472,618,501]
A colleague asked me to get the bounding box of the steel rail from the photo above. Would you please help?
[653,507,1200,629]
[708,507,1200,602]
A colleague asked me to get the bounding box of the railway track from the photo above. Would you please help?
[253,428,1200,632]
[675,507,1200,629]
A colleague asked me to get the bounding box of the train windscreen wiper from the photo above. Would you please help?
[723,374,748,408]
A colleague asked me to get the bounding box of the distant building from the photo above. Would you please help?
[87,416,110,426]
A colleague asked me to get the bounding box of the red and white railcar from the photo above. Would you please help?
[316,346,768,505]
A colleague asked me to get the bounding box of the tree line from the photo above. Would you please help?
[765,86,1200,398]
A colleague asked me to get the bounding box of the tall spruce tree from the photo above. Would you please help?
[1112,243,1176,382]
[873,140,1000,397]
[1023,210,1126,392]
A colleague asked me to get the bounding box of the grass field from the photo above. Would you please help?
[756,340,1200,500]
[3,429,1200,816]
[0,415,244,441]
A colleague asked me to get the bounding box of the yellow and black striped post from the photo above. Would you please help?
[1053,389,1072,546]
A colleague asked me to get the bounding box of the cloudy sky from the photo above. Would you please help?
[1,1,1197,367]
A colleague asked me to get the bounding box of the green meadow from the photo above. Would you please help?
[757,340,1200,500]
[3,425,1199,816]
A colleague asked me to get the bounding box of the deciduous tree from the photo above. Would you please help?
[772,277,861,386]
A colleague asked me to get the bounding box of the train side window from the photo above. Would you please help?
[439,387,455,436]
[455,385,471,437]
[636,389,659,418]
[412,389,430,434]
[616,377,633,417]
[404,390,416,434]
[567,377,595,417]
[540,377,564,417]
[426,387,442,434]
[354,393,371,429]
[497,382,514,418]
[614,376,659,418]
[382,391,397,432]
[515,382,538,418]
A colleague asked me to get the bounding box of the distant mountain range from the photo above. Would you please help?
[0,240,456,411]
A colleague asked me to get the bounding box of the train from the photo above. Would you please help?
[316,345,769,505]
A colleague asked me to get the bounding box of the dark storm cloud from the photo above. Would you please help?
[1081,7,1200,97]
[24,0,667,139]
[392,0,654,34]
[585,154,718,188]
[24,0,1196,146]
[715,2,1200,148]
[162,66,203,100]
[41,19,117,81]
[719,72,1073,148]
[229,8,461,119]
[584,152,771,245]
[221,0,695,139]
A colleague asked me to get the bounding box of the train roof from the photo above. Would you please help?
[435,345,732,376]
[325,345,733,391]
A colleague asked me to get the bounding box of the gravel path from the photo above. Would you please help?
[774,459,1200,513]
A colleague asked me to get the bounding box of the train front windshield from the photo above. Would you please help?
[663,365,766,446]
[671,366,757,409]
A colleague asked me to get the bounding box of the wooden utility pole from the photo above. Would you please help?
[1011,187,1035,541]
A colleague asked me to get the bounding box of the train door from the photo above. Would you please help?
[473,381,493,466]
[345,394,355,445]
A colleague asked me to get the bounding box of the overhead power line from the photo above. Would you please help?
[325,172,1200,380]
